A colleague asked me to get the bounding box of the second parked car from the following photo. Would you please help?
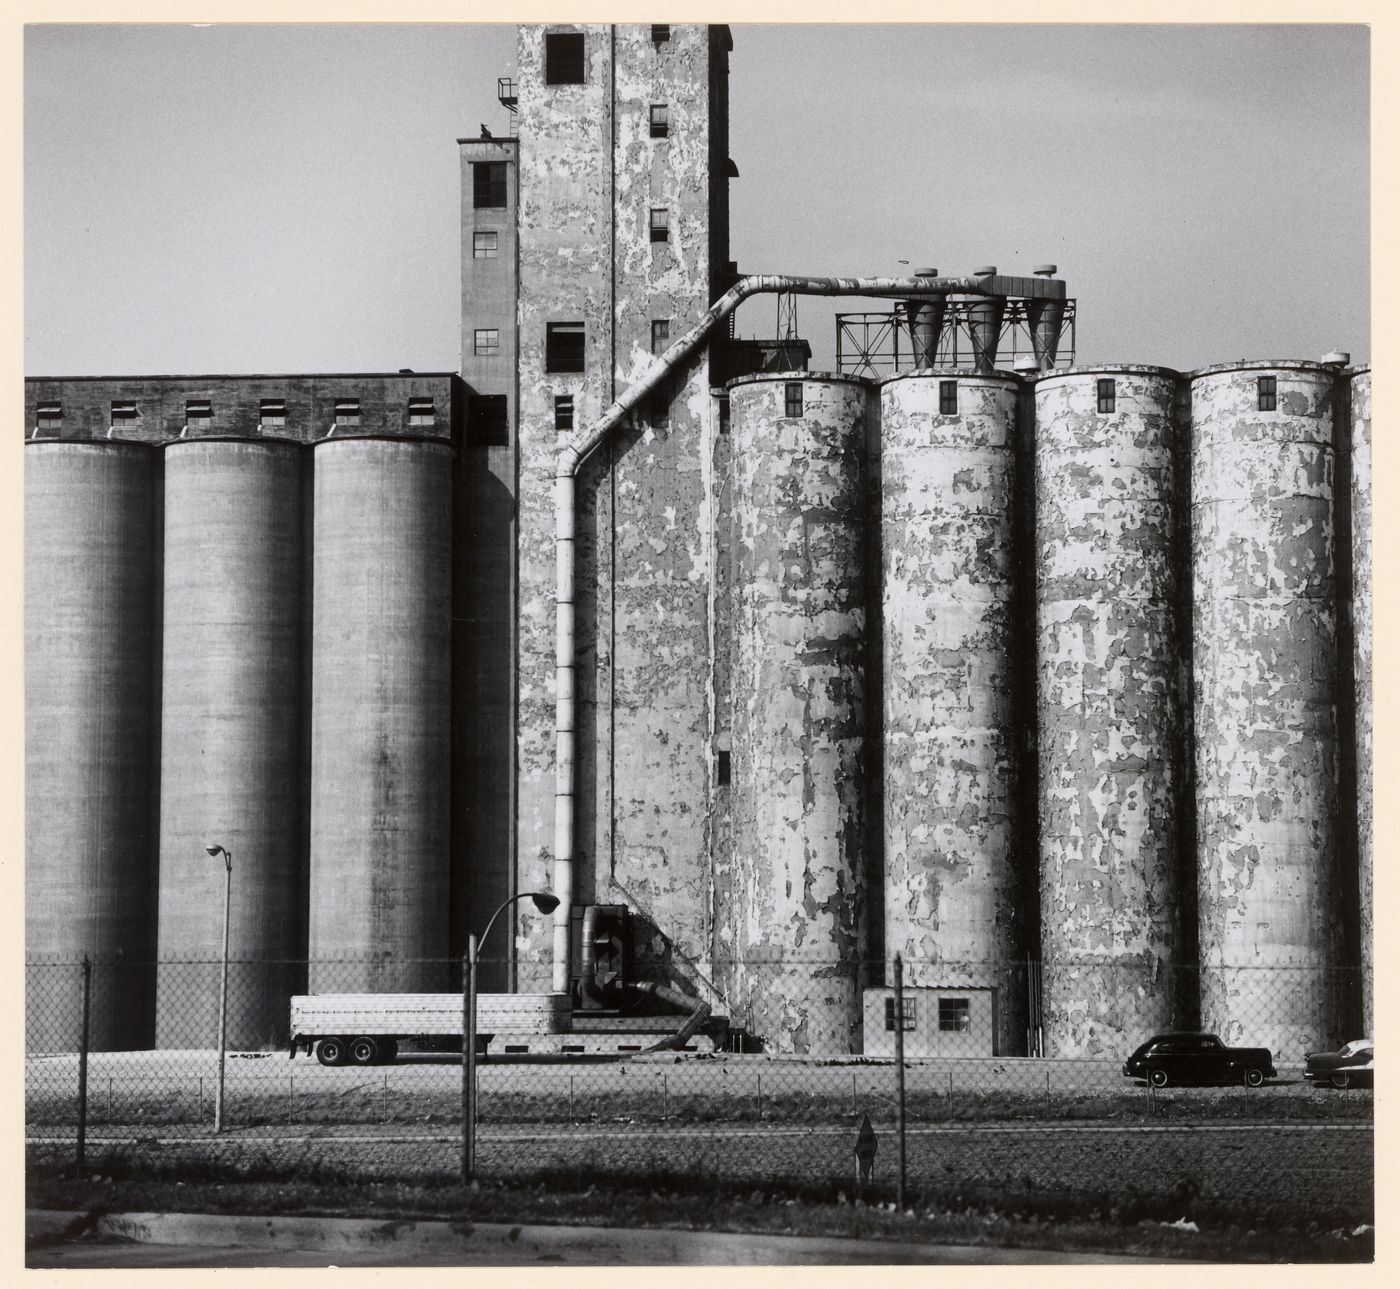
[1304,1039,1373,1089]
[1123,1032,1276,1087]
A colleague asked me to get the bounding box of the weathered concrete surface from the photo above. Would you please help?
[308,439,451,993]
[726,375,871,1053]
[1349,368,1371,1031]
[24,443,160,1050]
[156,441,307,1049]
[1034,369,1186,1057]
[881,372,1026,1056]
[1190,363,1344,1054]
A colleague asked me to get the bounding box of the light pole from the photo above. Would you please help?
[464,890,560,1185]
[204,843,233,1134]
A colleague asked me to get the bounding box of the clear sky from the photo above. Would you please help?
[24,22,1369,376]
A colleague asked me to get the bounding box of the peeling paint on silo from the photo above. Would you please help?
[25,442,159,1051]
[1034,368,1185,1057]
[156,440,307,1049]
[1349,367,1371,1031]
[309,438,452,993]
[881,371,1025,1056]
[1190,362,1343,1054]
[727,374,871,1054]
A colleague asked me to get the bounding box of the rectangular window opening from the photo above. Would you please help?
[408,397,435,427]
[716,749,731,787]
[259,399,287,427]
[785,382,804,418]
[473,230,499,259]
[649,207,669,244]
[545,32,586,85]
[554,394,575,432]
[718,397,731,436]
[649,103,670,138]
[474,328,500,356]
[334,398,361,426]
[651,23,670,42]
[185,399,212,426]
[468,393,509,447]
[938,997,971,1032]
[884,997,916,1033]
[1097,378,1116,414]
[110,401,139,423]
[36,401,63,429]
[473,161,508,210]
[939,380,958,415]
[1257,375,1277,412]
[546,321,586,374]
[651,319,670,354]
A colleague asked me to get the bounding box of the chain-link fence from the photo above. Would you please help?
[26,954,1373,1226]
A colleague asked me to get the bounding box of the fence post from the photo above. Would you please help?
[75,956,92,1179]
[569,1074,575,1123]
[107,1076,113,1123]
[852,1071,858,1119]
[894,952,907,1211]
[662,1074,668,1122]
[1045,1067,1050,1117]
[756,1073,762,1122]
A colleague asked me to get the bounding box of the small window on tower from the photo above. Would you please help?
[110,401,139,424]
[473,162,508,209]
[467,393,509,447]
[474,328,500,356]
[185,399,213,427]
[649,207,669,244]
[939,380,958,415]
[785,382,803,418]
[545,32,586,85]
[473,230,499,259]
[716,750,731,786]
[650,103,670,138]
[546,322,586,373]
[651,319,670,354]
[259,399,287,428]
[938,997,971,1032]
[718,397,731,436]
[884,997,916,1032]
[652,23,670,43]
[334,398,361,427]
[408,397,435,426]
[36,401,63,430]
[1097,378,1116,414]
[555,395,575,432]
[1258,375,1277,412]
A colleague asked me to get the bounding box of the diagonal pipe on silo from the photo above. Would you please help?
[547,270,1064,994]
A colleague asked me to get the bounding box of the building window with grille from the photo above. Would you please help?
[546,322,586,373]
[785,382,803,417]
[938,997,971,1032]
[939,380,958,415]
[110,401,139,426]
[650,103,669,138]
[36,401,62,430]
[473,230,499,259]
[1097,378,1116,414]
[259,399,286,428]
[884,997,916,1032]
[649,207,669,244]
[651,319,670,354]
[334,399,361,427]
[545,32,586,85]
[1258,375,1277,411]
[473,162,507,209]
[554,394,575,432]
[651,23,670,43]
[408,397,435,427]
[474,328,500,356]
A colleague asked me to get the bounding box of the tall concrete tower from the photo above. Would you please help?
[459,23,733,990]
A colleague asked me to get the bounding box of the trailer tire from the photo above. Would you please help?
[350,1036,380,1066]
[316,1037,348,1067]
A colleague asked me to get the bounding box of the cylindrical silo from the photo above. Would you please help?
[156,440,307,1050]
[25,442,159,1051]
[727,373,871,1054]
[1034,367,1186,1057]
[1191,362,1344,1055]
[309,437,452,993]
[1349,367,1371,1032]
[881,371,1026,1056]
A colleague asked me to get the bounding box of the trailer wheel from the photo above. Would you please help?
[316,1037,348,1067]
[350,1036,381,1066]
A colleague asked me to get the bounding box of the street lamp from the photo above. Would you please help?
[204,843,233,1134]
[464,890,560,1185]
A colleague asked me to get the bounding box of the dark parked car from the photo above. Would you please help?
[1123,1032,1276,1087]
[1304,1038,1373,1089]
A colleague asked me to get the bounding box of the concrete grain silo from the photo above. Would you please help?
[726,374,871,1054]
[1033,367,1186,1057]
[1190,362,1344,1054]
[155,439,308,1049]
[1349,366,1371,1032]
[25,441,160,1050]
[308,437,452,993]
[881,370,1026,1055]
